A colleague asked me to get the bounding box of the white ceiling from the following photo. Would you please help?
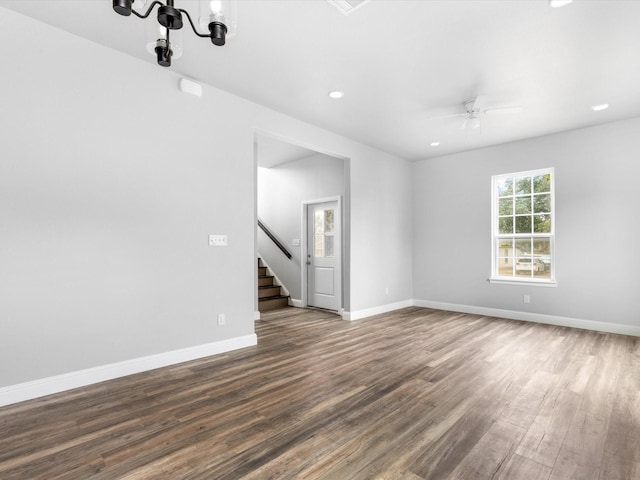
[3,0,640,161]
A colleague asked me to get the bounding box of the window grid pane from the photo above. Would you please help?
[493,168,554,282]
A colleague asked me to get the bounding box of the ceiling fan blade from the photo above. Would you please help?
[483,105,523,115]
[428,112,467,120]
[460,117,469,130]
[472,94,489,111]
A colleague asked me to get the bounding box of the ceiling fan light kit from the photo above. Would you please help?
[112,0,237,67]
[429,94,522,133]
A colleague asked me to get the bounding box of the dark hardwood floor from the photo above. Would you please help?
[1,307,639,479]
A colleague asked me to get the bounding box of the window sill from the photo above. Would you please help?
[489,277,557,287]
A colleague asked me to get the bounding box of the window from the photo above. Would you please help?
[491,168,555,284]
[314,208,335,258]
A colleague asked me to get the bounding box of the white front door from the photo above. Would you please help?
[306,200,341,311]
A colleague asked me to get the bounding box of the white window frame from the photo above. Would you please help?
[490,167,557,286]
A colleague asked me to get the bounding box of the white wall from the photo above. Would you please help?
[0,8,413,392]
[0,9,257,388]
[412,117,640,328]
[350,151,414,313]
[257,153,345,302]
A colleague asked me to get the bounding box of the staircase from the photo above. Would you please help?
[258,258,290,311]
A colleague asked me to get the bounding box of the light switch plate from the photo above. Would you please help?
[209,234,228,246]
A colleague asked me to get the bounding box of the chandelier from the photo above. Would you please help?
[112,0,237,67]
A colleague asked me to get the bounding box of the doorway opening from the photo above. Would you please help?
[254,131,349,317]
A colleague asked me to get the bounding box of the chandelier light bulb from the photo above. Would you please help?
[208,0,225,25]
[210,0,223,13]
[113,0,237,67]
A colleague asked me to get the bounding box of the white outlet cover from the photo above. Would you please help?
[209,234,228,246]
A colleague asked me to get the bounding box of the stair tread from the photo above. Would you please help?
[257,259,288,311]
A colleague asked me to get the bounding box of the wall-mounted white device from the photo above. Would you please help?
[179,78,202,97]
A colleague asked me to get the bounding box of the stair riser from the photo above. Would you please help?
[258,267,267,276]
[259,297,289,311]
[259,286,282,298]
[258,277,274,287]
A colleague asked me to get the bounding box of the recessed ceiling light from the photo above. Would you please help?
[430,142,440,147]
[328,90,345,99]
[549,0,573,7]
[591,103,609,111]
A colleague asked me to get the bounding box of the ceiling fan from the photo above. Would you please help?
[430,95,522,131]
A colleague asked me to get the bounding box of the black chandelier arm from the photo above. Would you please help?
[178,8,213,38]
[131,0,164,19]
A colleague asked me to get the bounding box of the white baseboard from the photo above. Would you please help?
[413,299,640,337]
[254,310,261,320]
[290,298,303,308]
[5,300,634,408]
[341,297,640,336]
[0,334,257,407]
[342,300,414,321]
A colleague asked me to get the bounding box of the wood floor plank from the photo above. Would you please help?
[515,388,582,468]
[495,453,552,480]
[597,341,640,480]
[448,420,527,480]
[0,307,638,479]
[548,334,625,480]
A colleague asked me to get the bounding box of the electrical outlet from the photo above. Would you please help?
[209,234,228,246]
[523,295,531,304]
[217,313,226,326]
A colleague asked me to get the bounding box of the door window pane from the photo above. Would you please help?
[314,211,324,234]
[324,209,334,233]
[314,234,324,257]
[325,235,334,257]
